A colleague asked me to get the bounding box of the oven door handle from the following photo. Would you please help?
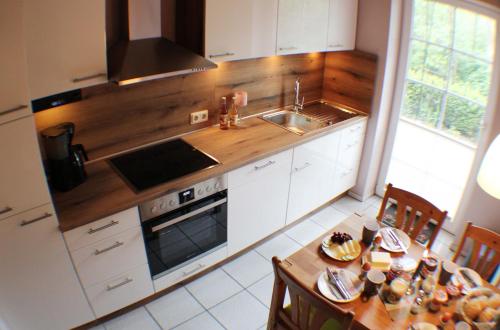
[151,198,227,233]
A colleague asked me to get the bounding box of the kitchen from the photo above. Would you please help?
[1,0,499,330]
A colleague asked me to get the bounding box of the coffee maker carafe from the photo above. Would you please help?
[41,122,88,192]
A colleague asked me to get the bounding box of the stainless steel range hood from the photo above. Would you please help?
[107,0,216,86]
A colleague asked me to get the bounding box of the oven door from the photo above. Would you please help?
[142,190,227,279]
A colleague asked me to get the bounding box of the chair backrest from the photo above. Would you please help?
[376,183,448,249]
[453,221,500,284]
[268,257,355,330]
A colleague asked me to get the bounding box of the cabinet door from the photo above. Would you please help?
[205,0,278,62]
[0,205,95,330]
[0,0,31,125]
[277,0,329,55]
[228,150,292,255]
[286,131,340,224]
[24,0,107,99]
[332,120,366,196]
[0,117,51,221]
[327,0,358,51]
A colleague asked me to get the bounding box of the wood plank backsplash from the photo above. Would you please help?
[322,51,377,114]
[35,53,326,160]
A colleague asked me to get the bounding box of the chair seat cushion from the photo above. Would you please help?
[284,304,342,330]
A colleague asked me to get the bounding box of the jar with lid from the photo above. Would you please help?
[386,263,404,284]
[421,256,438,279]
[428,289,448,312]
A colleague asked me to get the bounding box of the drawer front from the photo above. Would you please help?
[342,120,366,142]
[153,246,227,292]
[64,208,140,251]
[86,263,153,318]
[71,226,148,288]
[228,149,293,189]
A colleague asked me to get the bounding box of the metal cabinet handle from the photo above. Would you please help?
[0,206,13,215]
[94,241,124,255]
[328,44,343,48]
[294,162,312,172]
[254,160,276,171]
[279,46,297,51]
[0,105,27,116]
[350,126,361,132]
[209,52,235,58]
[106,277,133,291]
[341,169,353,177]
[182,263,205,277]
[72,73,106,83]
[88,220,119,234]
[20,213,52,226]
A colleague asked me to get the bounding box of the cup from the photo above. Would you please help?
[362,269,386,301]
[438,260,455,286]
[362,221,379,246]
[386,277,409,304]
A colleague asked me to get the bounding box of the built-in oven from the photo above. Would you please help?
[139,176,227,280]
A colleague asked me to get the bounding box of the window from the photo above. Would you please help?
[402,0,496,144]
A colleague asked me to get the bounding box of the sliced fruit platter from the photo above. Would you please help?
[321,232,362,261]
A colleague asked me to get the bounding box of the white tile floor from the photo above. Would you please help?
[97,195,456,330]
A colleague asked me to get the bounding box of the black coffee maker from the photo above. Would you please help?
[41,122,88,192]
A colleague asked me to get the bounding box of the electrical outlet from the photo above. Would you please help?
[190,110,209,125]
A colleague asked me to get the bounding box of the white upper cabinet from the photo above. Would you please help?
[205,0,278,62]
[0,0,31,125]
[23,0,107,99]
[0,204,95,330]
[277,0,329,55]
[326,0,358,51]
[0,116,51,221]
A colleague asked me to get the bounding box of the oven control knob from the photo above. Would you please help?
[160,202,167,210]
[205,186,212,193]
[168,200,176,207]
[151,206,158,214]
[197,189,204,196]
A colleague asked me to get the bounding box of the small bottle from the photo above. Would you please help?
[229,96,239,127]
[219,97,229,130]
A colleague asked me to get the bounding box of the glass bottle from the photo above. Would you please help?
[219,97,229,130]
[229,96,239,127]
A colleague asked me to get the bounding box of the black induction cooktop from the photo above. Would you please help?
[110,139,219,192]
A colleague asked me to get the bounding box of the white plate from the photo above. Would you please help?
[317,269,363,303]
[411,322,438,330]
[321,237,361,261]
[379,227,411,253]
[451,267,483,289]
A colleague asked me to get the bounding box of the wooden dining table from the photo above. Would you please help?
[281,213,499,330]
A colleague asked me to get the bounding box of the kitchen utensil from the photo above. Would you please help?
[318,269,362,303]
[380,227,411,253]
[451,267,483,290]
[388,228,408,254]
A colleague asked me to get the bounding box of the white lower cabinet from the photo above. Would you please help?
[332,120,367,196]
[228,150,293,255]
[286,131,341,224]
[0,204,95,330]
[65,207,153,319]
[86,264,153,318]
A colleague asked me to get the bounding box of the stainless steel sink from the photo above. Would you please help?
[261,110,328,135]
[261,102,359,135]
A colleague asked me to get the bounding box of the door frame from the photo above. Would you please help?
[375,0,500,235]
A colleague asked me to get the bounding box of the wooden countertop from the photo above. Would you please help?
[54,110,367,232]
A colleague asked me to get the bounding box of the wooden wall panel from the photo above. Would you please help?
[214,53,325,118]
[322,50,377,114]
[34,53,325,160]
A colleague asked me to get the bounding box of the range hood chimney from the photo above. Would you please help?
[106,0,216,86]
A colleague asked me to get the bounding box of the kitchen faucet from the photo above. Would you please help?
[293,77,305,113]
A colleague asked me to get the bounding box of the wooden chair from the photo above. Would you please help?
[267,257,355,330]
[453,222,500,285]
[376,183,448,249]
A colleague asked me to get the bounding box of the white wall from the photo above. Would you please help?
[349,0,403,200]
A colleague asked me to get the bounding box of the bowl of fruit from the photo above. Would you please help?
[322,232,361,261]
